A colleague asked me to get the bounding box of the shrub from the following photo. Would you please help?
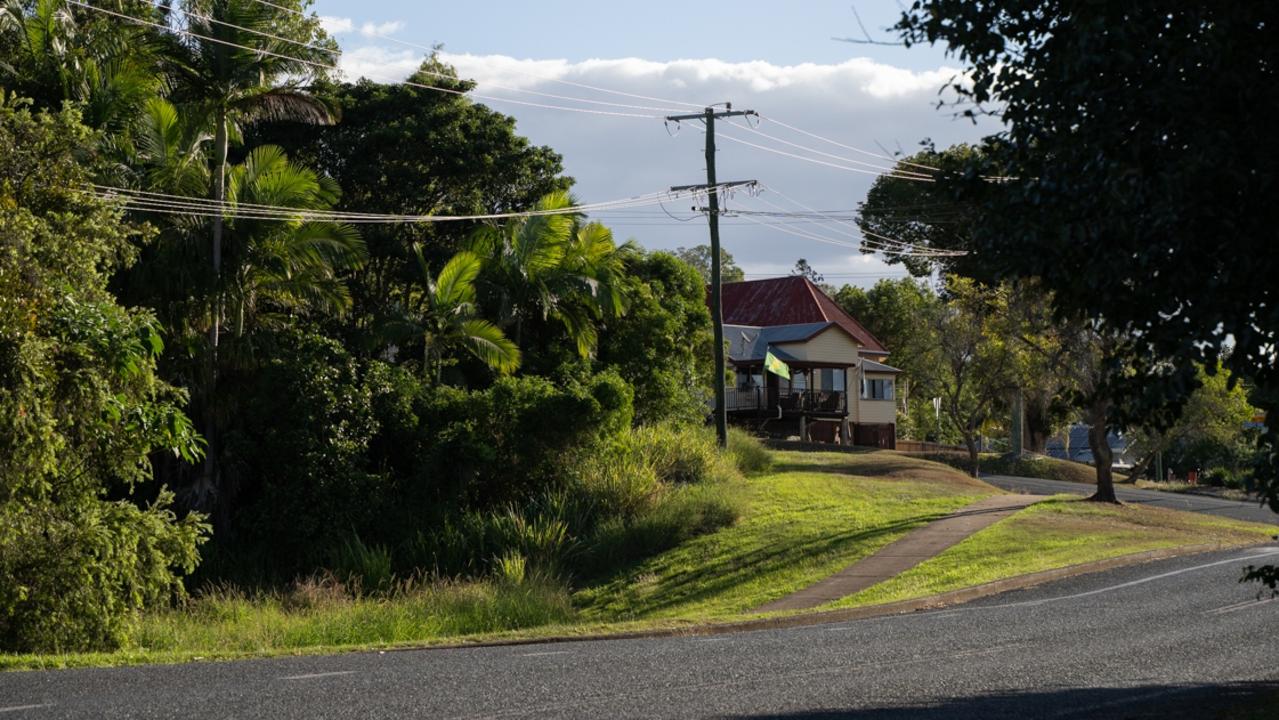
[727,428,774,476]
[576,483,741,579]
[629,423,728,485]
[331,535,395,595]
[0,492,206,653]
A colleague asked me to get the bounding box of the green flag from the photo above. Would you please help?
[764,350,791,380]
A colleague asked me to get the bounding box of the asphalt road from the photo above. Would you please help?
[4,547,1279,719]
[982,473,1279,525]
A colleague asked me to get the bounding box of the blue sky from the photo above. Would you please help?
[308,1,994,284]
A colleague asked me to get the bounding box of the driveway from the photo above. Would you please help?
[981,473,1279,526]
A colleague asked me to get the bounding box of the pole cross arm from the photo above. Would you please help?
[666,108,758,122]
[670,180,759,192]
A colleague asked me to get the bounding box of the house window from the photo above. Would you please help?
[787,374,808,393]
[819,368,846,392]
[862,377,894,400]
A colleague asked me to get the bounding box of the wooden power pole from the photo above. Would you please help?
[667,104,757,448]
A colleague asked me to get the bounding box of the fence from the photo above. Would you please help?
[895,439,967,454]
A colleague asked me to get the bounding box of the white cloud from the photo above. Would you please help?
[319,16,352,35]
[331,51,994,285]
[338,46,425,84]
[321,17,405,40]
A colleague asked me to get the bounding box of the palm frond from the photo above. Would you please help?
[434,251,482,308]
[459,318,522,374]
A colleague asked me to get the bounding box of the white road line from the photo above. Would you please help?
[0,705,51,714]
[279,670,357,681]
[948,549,1279,614]
[1206,596,1277,615]
[520,651,571,657]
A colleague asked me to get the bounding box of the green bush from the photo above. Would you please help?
[728,428,774,476]
[0,492,206,653]
[628,423,727,485]
[577,483,741,579]
[0,102,208,652]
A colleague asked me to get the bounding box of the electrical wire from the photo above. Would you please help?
[87,184,741,224]
[68,1,667,119]
[757,184,963,256]
[244,0,705,110]
[723,119,934,179]
[699,124,936,183]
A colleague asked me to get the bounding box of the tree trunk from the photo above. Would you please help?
[198,113,229,508]
[1024,396,1054,453]
[1086,399,1118,502]
[963,432,980,478]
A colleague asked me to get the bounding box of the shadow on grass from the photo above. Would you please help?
[583,510,955,618]
[770,459,990,489]
[730,680,1279,720]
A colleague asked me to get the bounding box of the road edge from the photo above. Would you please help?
[393,540,1263,652]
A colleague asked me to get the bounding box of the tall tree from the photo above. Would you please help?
[894,2,1279,542]
[251,56,570,345]
[0,99,207,652]
[855,144,983,276]
[170,0,335,495]
[675,244,745,284]
[915,277,1018,475]
[468,192,629,362]
[393,247,521,382]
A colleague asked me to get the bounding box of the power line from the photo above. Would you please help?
[89,184,732,223]
[69,1,667,119]
[703,125,936,182]
[245,0,706,110]
[723,118,934,179]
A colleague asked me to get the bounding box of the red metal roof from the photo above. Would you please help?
[716,276,888,355]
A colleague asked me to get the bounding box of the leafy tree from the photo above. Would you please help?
[0,99,207,651]
[834,278,952,441]
[597,250,713,424]
[170,0,335,495]
[855,144,982,276]
[393,247,521,382]
[1127,365,1260,483]
[468,192,629,362]
[222,145,366,338]
[674,244,745,284]
[894,2,1279,540]
[0,0,167,153]
[791,258,824,283]
[252,56,570,339]
[913,277,1017,475]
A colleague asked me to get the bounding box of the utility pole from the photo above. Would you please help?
[667,104,757,448]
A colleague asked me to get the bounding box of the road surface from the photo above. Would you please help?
[3,547,1278,719]
[982,473,1279,525]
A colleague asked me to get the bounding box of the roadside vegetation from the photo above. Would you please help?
[909,451,1111,486]
[828,496,1277,610]
[9,449,1274,670]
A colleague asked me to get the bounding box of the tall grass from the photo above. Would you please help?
[137,575,574,654]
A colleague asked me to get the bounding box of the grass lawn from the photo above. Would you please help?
[6,449,1275,671]
[824,495,1278,610]
[574,450,995,620]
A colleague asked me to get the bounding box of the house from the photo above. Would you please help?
[714,276,901,448]
[1044,424,1136,469]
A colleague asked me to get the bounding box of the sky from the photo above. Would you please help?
[309,1,1000,285]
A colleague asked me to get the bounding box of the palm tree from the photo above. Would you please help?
[170,0,335,492]
[223,145,366,339]
[468,191,630,358]
[393,246,521,383]
[1,0,166,150]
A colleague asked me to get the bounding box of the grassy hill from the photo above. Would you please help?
[7,446,1274,670]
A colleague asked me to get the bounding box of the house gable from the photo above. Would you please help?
[718,276,889,356]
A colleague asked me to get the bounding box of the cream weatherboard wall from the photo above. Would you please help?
[855,372,898,425]
[774,327,861,365]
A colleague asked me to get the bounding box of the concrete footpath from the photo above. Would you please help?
[755,494,1040,612]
